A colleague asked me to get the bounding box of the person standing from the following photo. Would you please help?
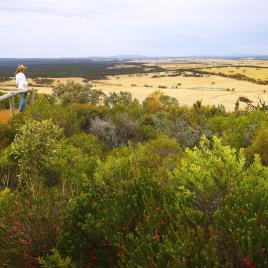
[15,65,28,112]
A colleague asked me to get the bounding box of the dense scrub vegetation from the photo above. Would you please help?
[0,82,268,267]
[0,59,164,80]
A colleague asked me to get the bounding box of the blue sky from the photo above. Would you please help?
[0,0,268,57]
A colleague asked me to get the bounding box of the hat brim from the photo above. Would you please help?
[17,66,27,71]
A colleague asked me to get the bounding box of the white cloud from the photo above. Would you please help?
[0,0,267,57]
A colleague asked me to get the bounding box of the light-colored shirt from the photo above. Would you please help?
[16,72,28,90]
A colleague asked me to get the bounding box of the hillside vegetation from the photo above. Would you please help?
[0,82,268,267]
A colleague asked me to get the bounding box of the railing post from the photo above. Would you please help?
[9,95,16,116]
[30,90,35,104]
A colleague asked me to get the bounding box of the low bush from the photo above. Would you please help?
[52,81,105,105]
[0,188,68,268]
[0,123,16,151]
[245,123,268,165]
[56,137,268,267]
[208,110,267,149]
[143,90,178,112]
[103,91,138,107]
[9,120,63,192]
[12,98,81,136]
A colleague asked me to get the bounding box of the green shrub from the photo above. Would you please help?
[38,249,75,268]
[67,103,106,132]
[103,91,138,107]
[58,136,182,267]
[57,137,268,267]
[208,110,267,149]
[0,91,21,109]
[43,141,96,191]
[245,123,268,165]
[0,188,68,268]
[52,81,105,105]
[9,120,63,192]
[0,147,18,189]
[12,98,81,136]
[113,112,140,145]
[0,123,16,151]
[169,137,268,267]
[64,133,107,158]
[138,125,160,141]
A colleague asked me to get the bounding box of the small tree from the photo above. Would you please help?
[52,81,106,105]
[9,120,63,193]
[143,90,178,112]
[103,91,138,107]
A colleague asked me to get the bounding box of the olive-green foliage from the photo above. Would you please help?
[95,135,182,183]
[64,133,107,158]
[168,137,268,267]
[39,249,75,268]
[106,102,144,120]
[103,91,139,107]
[42,142,90,190]
[112,112,140,145]
[9,120,63,191]
[0,188,71,268]
[67,103,106,131]
[52,81,105,105]
[0,123,15,151]
[215,155,268,268]
[43,134,105,191]
[246,123,268,165]
[12,98,81,136]
[0,91,21,109]
[208,110,267,149]
[0,147,18,189]
[58,136,182,267]
[138,124,161,141]
[58,137,268,267]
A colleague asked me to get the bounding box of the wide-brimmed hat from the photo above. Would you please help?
[16,64,27,71]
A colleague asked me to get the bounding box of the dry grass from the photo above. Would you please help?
[93,73,268,111]
[0,109,12,124]
[201,67,268,80]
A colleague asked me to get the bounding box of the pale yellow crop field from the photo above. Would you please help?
[201,67,268,80]
[93,73,268,111]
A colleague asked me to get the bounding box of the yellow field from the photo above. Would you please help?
[92,73,268,111]
[201,67,268,80]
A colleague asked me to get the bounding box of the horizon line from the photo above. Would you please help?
[1,55,268,60]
